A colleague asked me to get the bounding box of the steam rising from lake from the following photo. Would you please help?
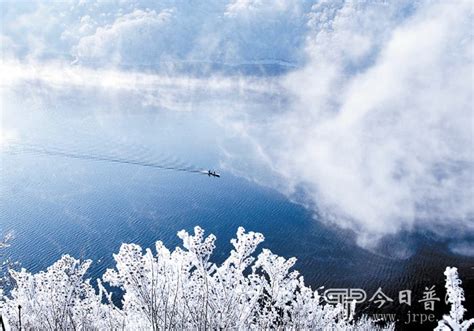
[1,0,472,254]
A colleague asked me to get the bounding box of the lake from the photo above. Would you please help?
[1,88,473,330]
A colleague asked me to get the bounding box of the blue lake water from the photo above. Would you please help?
[1,105,473,330]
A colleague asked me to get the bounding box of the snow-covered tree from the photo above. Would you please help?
[0,226,405,329]
[0,231,17,330]
[1,255,120,329]
[435,267,474,331]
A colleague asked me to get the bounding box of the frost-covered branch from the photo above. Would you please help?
[1,255,119,330]
[0,226,397,329]
[435,267,474,331]
[0,231,18,319]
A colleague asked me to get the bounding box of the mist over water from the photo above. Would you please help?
[2,0,472,253]
[1,1,473,328]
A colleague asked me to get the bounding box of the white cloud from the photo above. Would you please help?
[0,60,280,95]
[1,1,308,70]
[449,241,474,257]
[220,0,474,248]
[0,59,282,115]
[74,9,175,64]
[225,0,299,17]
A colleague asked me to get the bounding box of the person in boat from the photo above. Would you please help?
[207,170,220,178]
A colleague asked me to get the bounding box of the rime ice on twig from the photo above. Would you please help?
[1,227,396,329]
[0,255,118,329]
[435,267,474,331]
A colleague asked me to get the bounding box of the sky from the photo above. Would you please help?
[1,0,473,254]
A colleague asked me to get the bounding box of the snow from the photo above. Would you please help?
[0,227,394,330]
